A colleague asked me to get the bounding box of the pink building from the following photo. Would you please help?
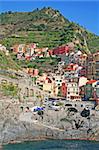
[33,69,39,76]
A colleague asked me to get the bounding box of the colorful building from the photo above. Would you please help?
[61,82,67,97]
[84,80,96,100]
[53,45,70,55]
[13,44,25,54]
[53,75,63,87]
[0,44,7,52]
[43,81,58,96]
[86,52,99,80]
[66,82,81,101]
[93,81,99,104]
[79,77,88,100]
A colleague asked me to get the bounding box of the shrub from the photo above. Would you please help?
[37,110,44,116]
[0,83,19,97]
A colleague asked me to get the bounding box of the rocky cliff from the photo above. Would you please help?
[0,100,99,145]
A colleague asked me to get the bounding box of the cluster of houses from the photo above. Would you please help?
[11,43,53,60]
[20,43,98,104]
[0,43,99,104]
[11,42,76,60]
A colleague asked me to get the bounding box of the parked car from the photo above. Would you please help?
[95,105,99,111]
[49,105,60,111]
[30,106,44,112]
[67,107,78,113]
[65,104,72,107]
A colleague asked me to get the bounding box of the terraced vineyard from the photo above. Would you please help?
[0,7,99,53]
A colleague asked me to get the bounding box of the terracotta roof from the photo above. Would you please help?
[87,80,96,84]
[46,77,52,83]
[65,68,74,71]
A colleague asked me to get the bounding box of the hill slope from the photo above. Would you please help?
[0,7,99,53]
[0,51,20,73]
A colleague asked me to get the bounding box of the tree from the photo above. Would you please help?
[36,8,39,11]
[8,11,12,14]
[39,69,43,76]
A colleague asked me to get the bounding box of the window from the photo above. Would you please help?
[19,47,22,51]
[68,92,70,94]
[96,61,99,64]
[73,88,75,92]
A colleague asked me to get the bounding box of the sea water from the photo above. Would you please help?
[3,140,99,150]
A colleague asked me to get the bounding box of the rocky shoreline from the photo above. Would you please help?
[0,101,99,146]
[1,137,98,146]
[1,134,99,147]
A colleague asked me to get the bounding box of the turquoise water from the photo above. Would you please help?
[3,140,99,150]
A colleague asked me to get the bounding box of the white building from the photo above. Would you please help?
[93,81,99,99]
[53,75,64,87]
[66,82,81,101]
[0,44,7,52]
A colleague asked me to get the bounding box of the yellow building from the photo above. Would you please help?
[43,82,58,96]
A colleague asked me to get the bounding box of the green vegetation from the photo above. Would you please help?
[56,102,64,106]
[0,82,19,97]
[0,7,99,53]
[58,91,61,97]
[88,37,99,53]
[0,51,20,71]
[14,57,58,73]
[0,51,21,79]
